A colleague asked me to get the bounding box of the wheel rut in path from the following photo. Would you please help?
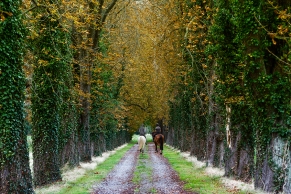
[148,143,196,194]
[92,146,139,194]
[92,143,197,194]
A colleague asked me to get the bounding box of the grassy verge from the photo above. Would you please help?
[34,134,254,194]
[34,134,152,194]
[163,146,249,194]
[58,134,152,194]
[56,142,135,194]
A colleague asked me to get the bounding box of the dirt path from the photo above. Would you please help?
[92,142,197,194]
[92,146,139,194]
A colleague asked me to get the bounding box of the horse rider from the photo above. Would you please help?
[139,124,146,139]
[153,123,161,140]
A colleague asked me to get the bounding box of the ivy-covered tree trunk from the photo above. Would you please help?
[147,0,291,191]
[223,105,254,182]
[59,98,79,167]
[207,0,256,183]
[217,0,291,192]
[251,13,291,194]
[79,76,92,162]
[0,1,34,193]
[71,18,93,162]
[206,69,225,168]
[31,13,72,186]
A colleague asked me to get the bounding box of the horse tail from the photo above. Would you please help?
[138,136,142,150]
[138,136,146,151]
[159,135,164,150]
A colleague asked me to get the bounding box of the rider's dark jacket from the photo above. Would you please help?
[155,126,161,134]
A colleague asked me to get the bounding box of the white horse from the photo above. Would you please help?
[138,135,146,153]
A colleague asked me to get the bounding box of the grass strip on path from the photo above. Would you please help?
[133,143,156,194]
[133,149,150,192]
[163,146,251,194]
[35,135,255,194]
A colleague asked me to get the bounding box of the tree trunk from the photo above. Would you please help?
[207,112,224,167]
[255,134,291,192]
[0,139,33,193]
[31,13,71,186]
[77,0,119,161]
[79,77,92,162]
[206,66,225,167]
[222,102,255,182]
[0,1,33,192]
[60,131,79,167]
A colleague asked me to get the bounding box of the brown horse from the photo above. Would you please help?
[152,132,164,154]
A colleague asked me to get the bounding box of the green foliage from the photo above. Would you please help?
[0,0,26,166]
[164,146,249,194]
[90,32,130,154]
[169,0,291,192]
[169,0,211,154]
[0,0,33,192]
[31,11,73,186]
[208,2,291,190]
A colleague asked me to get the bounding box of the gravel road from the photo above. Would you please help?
[92,142,197,194]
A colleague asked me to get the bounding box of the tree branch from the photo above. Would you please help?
[92,0,118,50]
[98,0,105,17]
[101,0,118,23]
[123,98,149,112]
[128,103,147,111]
[266,48,291,66]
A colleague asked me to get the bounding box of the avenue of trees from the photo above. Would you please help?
[0,0,291,193]
[166,0,291,193]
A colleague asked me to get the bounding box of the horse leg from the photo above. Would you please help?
[159,145,162,154]
[142,142,145,154]
[159,136,163,155]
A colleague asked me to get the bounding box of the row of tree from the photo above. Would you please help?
[1,0,179,192]
[1,0,291,193]
[1,0,134,192]
[165,0,291,193]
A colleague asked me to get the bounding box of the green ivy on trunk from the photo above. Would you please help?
[0,0,33,192]
[31,12,72,186]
